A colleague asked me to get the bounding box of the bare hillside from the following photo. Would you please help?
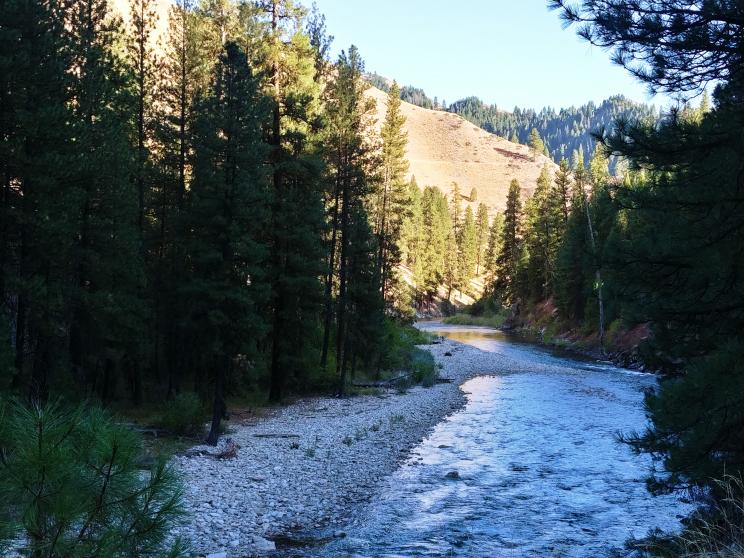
[367,86,556,214]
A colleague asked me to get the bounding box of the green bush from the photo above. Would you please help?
[0,399,186,558]
[159,392,206,437]
[411,347,437,387]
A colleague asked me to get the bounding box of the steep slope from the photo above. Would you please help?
[367,86,556,214]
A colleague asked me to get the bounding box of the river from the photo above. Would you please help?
[302,324,691,557]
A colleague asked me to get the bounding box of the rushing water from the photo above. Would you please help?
[303,325,691,557]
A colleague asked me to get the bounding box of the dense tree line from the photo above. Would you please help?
[0,0,418,440]
[488,145,616,338]
[475,0,744,549]
[448,94,659,172]
[549,3,744,549]
[398,182,498,306]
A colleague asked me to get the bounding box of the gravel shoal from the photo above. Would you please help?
[174,338,506,557]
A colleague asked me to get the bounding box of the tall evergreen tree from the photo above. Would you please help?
[554,157,572,225]
[67,0,147,403]
[184,41,269,444]
[493,179,524,303]
[150,0,207,395]
[475,202,489,274]
[555,151,591,323]
[457,206,478,289]
[417,187,449,301]
[0,0,74,397]
[554,1,744,522]
[126,0,159,242]
[484,212,504,281]
[254,0,327,401]
[524,164,562,300]
[528,128,545,160]
[323,45,379,392]
[375,81,411,312]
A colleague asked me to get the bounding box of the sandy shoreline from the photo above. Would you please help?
[174,336,504,557]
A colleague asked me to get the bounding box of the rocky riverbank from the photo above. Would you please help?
[173,337,503,557]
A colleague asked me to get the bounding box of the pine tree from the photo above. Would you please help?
[450,183,462,236]
[375,81,411,313]
[555,151,590,322]
[67,0,147,403]
[493,179,524,303]
[0,0,75,396]
[126,0,160,242]
[554,0,744,513]
[305,2,333,81]
[475,203,489,274]
[524,164,562,300]
[586,145,608,345]
[554,157,572,225]
[484,213,504,280]
[528,128,545,160]
[419,186,451,301]
[458,206,478,288]
[185,41,269,444]
[400,177,422,268]
[150,0,207,395]
[0,401,185,557]
[253,0,327,401]
[323,45,379,393]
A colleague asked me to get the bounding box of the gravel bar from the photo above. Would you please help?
[174,337,504,557]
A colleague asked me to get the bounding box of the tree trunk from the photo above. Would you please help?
[582,184,605,348]
[335,176,350,396]
[206,355,227,445]
[320,171,342,369]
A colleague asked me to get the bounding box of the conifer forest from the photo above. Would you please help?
[1,1,743,557]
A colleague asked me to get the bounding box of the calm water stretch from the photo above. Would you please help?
[302,324,690,557]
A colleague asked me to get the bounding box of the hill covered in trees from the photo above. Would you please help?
[448,95,659,171]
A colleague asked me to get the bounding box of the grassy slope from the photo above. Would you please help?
[366,86,557,216]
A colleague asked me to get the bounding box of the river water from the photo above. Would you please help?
[308,324,691,557]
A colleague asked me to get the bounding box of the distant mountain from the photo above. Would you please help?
[448,95,659,170]
[364,73,659,172]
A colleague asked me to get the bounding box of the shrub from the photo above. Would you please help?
[411,347,437,387]
[159,392,206,437]
[0,399,186,558]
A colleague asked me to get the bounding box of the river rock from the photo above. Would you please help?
[252,536,276,553]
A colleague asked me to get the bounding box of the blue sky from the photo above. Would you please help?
[311,0,669,111]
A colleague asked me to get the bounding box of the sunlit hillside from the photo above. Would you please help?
[367,85,557,214]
